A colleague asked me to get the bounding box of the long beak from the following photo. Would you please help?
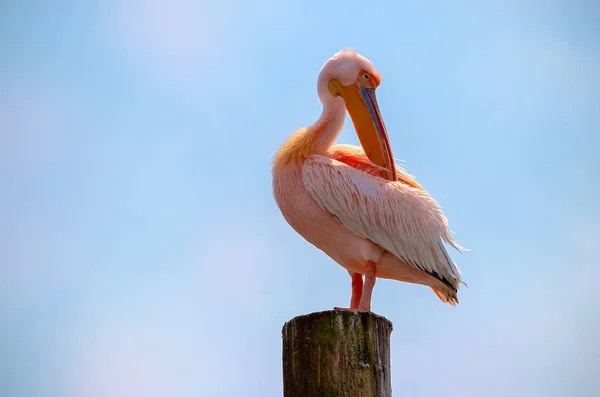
[339,84,397,181]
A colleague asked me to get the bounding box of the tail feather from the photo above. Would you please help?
[377,252,461,306]
[431,286,459,306]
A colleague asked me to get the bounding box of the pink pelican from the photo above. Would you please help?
[272,49,466,312]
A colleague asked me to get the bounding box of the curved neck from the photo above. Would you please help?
[310,96,346,154]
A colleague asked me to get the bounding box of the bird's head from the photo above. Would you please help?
[317,49,396,180]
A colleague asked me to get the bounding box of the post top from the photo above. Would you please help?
[282,309,393,334]
[281,309,393,396]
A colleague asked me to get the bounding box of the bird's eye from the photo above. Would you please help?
[363,74,369,80]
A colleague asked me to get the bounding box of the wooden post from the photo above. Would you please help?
[282,309,393,397]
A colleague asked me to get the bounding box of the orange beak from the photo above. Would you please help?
[333,82,397,181]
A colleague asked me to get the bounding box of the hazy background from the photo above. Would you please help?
[1,1,599,396]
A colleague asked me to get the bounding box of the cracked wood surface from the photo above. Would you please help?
[282,310,393,397]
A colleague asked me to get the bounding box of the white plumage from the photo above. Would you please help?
[302,152,465,291]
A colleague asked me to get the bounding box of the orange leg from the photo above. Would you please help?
[350,273,363,309]
[358,261,376,312]
[334,272,363,311]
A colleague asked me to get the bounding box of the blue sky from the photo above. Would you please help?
[1,0,599,396]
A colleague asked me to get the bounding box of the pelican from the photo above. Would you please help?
[272,49,466,312]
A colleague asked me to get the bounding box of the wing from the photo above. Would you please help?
[329,144,424,189]
[302,154,465,289]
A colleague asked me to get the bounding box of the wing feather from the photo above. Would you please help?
[302,154,465,289]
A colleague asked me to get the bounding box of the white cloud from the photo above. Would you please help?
[66,330,189,397]
[391,273,588,396]
[105,0,238,84]
[56,217,285,397]
[172,216,282,316]
[60,299,232,397]
[0,78,80,308]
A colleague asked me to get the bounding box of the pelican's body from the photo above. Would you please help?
[272,50,465,311]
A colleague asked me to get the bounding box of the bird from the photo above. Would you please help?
[272,49,466,312]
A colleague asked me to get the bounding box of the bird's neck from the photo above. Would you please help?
[310,96,346,155]
[273,97,346,171]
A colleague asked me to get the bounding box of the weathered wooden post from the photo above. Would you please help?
[282,309,393,397]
